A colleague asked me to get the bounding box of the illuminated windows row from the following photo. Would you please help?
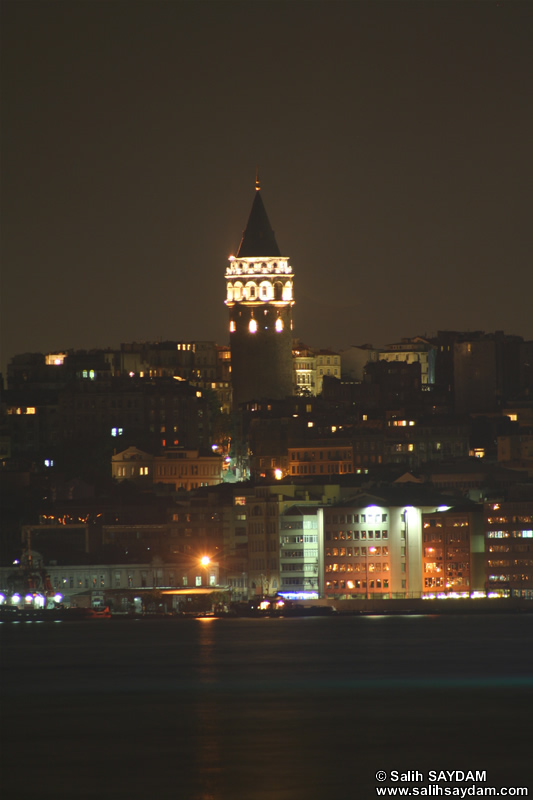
[326,579,390,591]
[325,513,388,524]
[227,280,292,302]
[326,562,390,573]
[325,530,389,541]
[326,546,389,557]
[229,318,284,333]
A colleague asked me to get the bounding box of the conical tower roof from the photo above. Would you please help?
[236,185,281,258]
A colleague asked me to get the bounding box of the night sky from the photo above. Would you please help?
[2,0,532,377]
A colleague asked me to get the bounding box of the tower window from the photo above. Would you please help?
[230,321,236,333]
[249,319,257,333]
[275,318,283,332]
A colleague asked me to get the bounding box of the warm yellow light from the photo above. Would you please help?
[249,319,257,333]
[200,556,211,567]
[275,318,283,332]
[274,468,282,480]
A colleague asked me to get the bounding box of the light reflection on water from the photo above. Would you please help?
[1,614,532,800]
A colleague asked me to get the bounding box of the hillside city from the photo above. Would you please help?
[1,188,533,614]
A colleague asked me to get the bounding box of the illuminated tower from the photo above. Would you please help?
[225,178,294,407]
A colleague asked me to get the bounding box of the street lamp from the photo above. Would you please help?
[200,556,211,586]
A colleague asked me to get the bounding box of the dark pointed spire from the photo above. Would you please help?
[236,179,281,258]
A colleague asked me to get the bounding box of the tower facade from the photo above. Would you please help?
[225,181,294,407]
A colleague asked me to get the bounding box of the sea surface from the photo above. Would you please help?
[1,613,532,800]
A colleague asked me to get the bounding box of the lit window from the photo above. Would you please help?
[230,321,236,332]
[275,318,283,332]
[249,319,257,333]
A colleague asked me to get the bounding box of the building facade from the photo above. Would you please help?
[320,493,445,600]
[484,501,533,598]
[279,505,322,598]
[421,507,485,595]
[112,446,223,492]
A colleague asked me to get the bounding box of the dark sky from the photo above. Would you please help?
[2,0,532,375]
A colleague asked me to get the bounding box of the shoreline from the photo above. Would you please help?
[1,597,533,622]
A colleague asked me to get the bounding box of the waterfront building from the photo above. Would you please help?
[279,505,323,599]
[320,489,447,600]
[0,552,221,612]
[421,506,485,595]
[484,500,533,598]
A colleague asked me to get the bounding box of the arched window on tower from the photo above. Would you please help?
[274,281,283,301]
[283,281,292,301]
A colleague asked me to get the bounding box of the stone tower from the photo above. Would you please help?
[225,179,294,408]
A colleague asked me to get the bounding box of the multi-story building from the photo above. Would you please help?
[320,489,447,600]
[288,441,354,478]
[378,337,436,389]
[279,505,323,599]
[0,552,221,612]
[112,446,223,492]
[225,179,295,407]
[245,482,341,598]
[484,501,533,598]
[339,344,378,382]
[497,432,533,468]
[421,507,485,595]
[315,350,341,395]
[293,342,317,396]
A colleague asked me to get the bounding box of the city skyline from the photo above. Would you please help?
[2,1,532,377]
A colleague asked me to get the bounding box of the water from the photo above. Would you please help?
[1,614,532,799]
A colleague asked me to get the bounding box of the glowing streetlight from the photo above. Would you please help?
[200,556,211,567]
